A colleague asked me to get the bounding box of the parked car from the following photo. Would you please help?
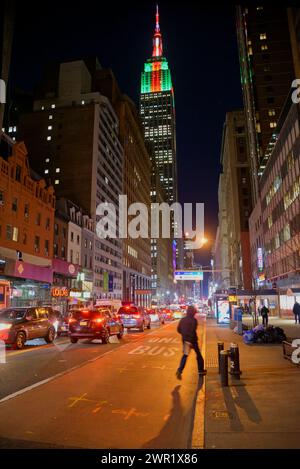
[147,308,164,325]
[118,306,151,331]
[0,307,56,349]
[56,312,70,336]
[68,308,124,344]
[173,310,185,320]
[161,308,174,321]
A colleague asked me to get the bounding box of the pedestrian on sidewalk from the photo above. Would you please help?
[261,304,269,327]
[176,305,207,380]
[292,301,300,324]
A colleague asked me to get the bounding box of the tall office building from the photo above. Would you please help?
[18,60,123,300]
[92,68,152,307]
[140,6,177,205]
[236,6,295,203]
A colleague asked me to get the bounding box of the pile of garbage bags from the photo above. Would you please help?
[243,324,286,344]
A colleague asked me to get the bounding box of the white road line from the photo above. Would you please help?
[0,322,176,405]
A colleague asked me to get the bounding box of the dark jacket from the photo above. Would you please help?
[293,302,300,315]
[260,306,269,316]
[177,309,198,343]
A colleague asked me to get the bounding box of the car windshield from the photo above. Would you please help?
[118,307,138,315]
[0,308,26,320]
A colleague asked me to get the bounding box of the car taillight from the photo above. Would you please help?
[68,318,76,324]
[93,318,103,324]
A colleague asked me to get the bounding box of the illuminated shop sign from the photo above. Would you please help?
[257,248,264,272]
[51,287,69,297]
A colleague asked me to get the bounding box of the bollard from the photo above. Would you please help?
[220,350,229,387]
[229,343,242,379]
[217,341,224,374]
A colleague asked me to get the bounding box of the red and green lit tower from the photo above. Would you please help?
[140,5,177,205]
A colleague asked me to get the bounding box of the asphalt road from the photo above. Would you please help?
[0,319,205,449]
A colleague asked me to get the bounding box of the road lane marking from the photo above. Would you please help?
[191,318,206,449]
[112,407,149,420]
[128,345,179,356]
[0,321,177,405]
[68,392,89,408]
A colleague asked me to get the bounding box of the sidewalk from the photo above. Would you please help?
[203,319,300,449]
[242,315,300,340]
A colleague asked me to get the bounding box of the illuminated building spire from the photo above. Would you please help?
[152,4,163,57]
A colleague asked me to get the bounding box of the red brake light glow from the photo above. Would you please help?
[93,318,103,324]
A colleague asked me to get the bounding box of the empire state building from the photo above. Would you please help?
[139,5,178,205]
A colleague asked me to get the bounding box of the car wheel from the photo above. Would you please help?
[139,322,145,332]
[45,327,55,343]
[14,332,26,350]
[70,337,78,343]
[147,322,151,329]
[102,329,110,344]
[117,327,124,339]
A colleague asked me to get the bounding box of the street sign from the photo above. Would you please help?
[174,270,203,281]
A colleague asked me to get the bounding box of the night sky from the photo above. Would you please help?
[9,1,243,288]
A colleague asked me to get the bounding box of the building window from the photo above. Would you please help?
[47,136,51,141]
[61,245,65,258]
[54,223,59,235]
[260,33,267,40]
[270,122,276,128]
[45,240,49,256]
[89,240,92,250]
[71,232,74,242]
[84,238,87,248]
[55,168,60,173]
[55,179,59,185]
[70,249,73,263]
[36,213,41,226]
[81,100,85,105]
[24,203,29,218]
[84,254,87,268]
[268,109,276,116]
[23,233,27,245]
[44,169,49,174]
[12,227,18,242]
[261,44,268,51]
[51,104,56,109]
[0,190,4,206]
[15,165,21,182]
[77,234,80,245]
[46,218,50,230]
[45,158,50,163]
[12,198,18,212]
[6,225,12,240]
[63,227,66,239]
[54,243,58,256]
[48,125,52,130]
[76,252,79,264]
[34,236,40,252]
[49,115,53,120]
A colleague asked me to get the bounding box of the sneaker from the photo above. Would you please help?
[198,369,207,376]
[176,370,182,380]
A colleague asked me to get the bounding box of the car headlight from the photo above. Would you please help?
[0,323,11,331]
